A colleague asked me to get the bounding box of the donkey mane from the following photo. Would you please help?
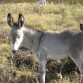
[25,24,82,42]
[24,23,83,46]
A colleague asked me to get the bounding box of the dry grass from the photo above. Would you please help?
[0,2,83,83]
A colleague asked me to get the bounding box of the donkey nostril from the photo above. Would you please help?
[12,50,16,54]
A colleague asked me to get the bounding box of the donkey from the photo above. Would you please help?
[7,13,83,83]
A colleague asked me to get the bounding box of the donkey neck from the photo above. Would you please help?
[22,26,42,53]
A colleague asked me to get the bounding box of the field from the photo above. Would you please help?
[0,1,83,83]
[0,0,83,4]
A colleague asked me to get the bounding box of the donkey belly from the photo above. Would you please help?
[42,41,68,60]
[47,48,68,60]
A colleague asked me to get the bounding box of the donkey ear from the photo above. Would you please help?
[7,13,14,27]
[18,13,24,27]
[80,24,83,31]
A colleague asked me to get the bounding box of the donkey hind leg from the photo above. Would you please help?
[69,48,83,83]
[38,52,46,83]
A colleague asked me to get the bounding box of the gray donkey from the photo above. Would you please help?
[7,13,83,83]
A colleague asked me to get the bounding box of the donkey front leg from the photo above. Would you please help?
[39,56,46,83]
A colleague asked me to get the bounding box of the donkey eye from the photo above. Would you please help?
[17,35,20,38]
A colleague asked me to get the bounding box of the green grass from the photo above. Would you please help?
[0,2,83,83]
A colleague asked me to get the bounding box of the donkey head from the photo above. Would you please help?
[7,13,24,53]
[80,24,83,31]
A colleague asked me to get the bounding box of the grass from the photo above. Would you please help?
[0,2,83,83]
[0,0,83,4]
